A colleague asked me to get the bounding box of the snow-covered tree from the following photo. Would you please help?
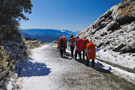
[0,0,33,29]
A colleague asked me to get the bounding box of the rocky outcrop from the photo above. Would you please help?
[24,37,44,49]
[78,1,135,54]
[122,0,135,3]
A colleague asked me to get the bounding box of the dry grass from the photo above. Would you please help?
[0,46,9,70]
[116,2,135,19]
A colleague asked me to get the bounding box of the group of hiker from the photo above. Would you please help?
[57,35,96,68]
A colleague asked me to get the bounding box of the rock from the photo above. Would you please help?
[122,0,135,3]
[107,21,119,31]
[114,2,135,24]
[100,32,107,36]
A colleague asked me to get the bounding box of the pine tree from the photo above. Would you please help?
[0,0,33,29]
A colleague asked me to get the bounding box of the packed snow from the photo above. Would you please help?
[17,44,62,90]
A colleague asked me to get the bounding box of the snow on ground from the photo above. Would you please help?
[17,43,135,90]
[95,48,135,84]
[6,73,18,90]
[67,47,135,84]
[97,49,135,69]
[94,60,135,84]
[17,44,66,90]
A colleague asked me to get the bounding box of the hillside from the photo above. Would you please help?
[78,1,135,70]
[0,25,29,89]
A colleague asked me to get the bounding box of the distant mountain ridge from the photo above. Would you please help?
[22,29,79,42]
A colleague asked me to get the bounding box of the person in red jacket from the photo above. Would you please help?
[74,36,84,62]
[86,41,96,67]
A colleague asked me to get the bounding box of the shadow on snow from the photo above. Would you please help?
[75,59,111,73]
[62,56,72,60]
[19,60,51,77]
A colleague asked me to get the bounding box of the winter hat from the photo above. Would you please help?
[76,36,79,40]
[70,35,73,38]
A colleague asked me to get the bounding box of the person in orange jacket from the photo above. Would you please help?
[63,36,67,53]
[70,35,75,58]
[83,38,89,62]
[86,41,96,67]
[59,36,65,57]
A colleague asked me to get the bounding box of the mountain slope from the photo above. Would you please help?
[77,1,135,70]
[78,1,135,54]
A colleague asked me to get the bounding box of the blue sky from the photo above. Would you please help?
[20,0,121,31]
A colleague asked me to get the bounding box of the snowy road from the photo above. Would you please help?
[18,43,135,90]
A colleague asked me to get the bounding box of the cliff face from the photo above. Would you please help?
[78,1,135,54]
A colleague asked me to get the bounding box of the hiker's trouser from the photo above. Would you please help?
[75,50,81,60]
[87,57,95,67]
[83,49,86,61]
[60,47,64,57]
[70,45,74,57]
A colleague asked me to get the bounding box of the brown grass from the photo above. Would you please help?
[116,2,135,19]
[0,46,9,70]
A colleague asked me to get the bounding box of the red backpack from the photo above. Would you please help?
[59,38,65,47]
[76,39,84,52]
[70,37,75,46]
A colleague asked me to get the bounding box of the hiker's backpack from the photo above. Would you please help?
[63,37,67,47]
[83,39,89,49]
[76,39,84,52]
[70,37,75,46]
[59,38,65,47]
[86,43,96,59]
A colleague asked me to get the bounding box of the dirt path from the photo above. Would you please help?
[19,43,135,90]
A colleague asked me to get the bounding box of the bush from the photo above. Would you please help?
[0,46,9,71]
